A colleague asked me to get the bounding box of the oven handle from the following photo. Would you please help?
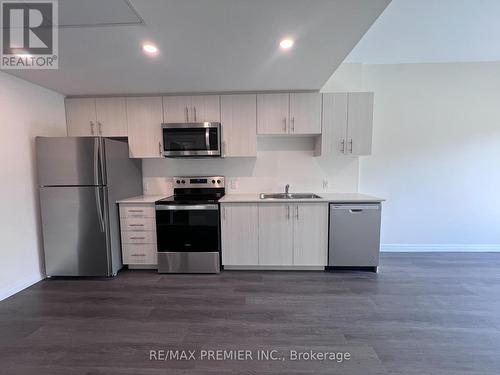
[155,204,219,211]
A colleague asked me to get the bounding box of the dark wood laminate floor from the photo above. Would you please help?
[2,253,500,374]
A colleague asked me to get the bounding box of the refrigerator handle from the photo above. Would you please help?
[93,138,100,185]
[99,138,106,184]
[95,187,105,232]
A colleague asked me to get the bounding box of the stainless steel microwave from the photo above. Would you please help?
[161,122,221,157]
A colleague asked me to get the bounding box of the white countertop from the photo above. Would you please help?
[116,195,168,204]
[219,193,384,203]
[117,193,384,204]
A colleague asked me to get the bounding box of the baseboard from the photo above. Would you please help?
[381,244,500,252]
[224,265,325,271]
[0,273,43,302]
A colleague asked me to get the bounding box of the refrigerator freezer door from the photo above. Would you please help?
[36,137,105,186]
[40,186,111,276]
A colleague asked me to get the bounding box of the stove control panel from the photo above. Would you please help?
[172,176,225,188]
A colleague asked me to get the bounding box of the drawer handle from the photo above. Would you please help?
[131,254,146,257]
[129,224,144,227]
[130,236,146,240]
[349,209,363,213]
[129,210,144,213]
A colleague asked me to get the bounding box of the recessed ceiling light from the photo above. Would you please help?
[142,43,158,55]
[279,38,294,49]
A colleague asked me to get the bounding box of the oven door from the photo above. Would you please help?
[155,204,220,273]
[156,204,220,252]
[161,123,221,157]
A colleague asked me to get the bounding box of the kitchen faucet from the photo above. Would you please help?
[285,184,290,195]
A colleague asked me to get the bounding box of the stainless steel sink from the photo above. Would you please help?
[259,193,322,200]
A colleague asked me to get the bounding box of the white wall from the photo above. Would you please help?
[143,137,359,195]
[323,62,500,251]
[0,72,66,300]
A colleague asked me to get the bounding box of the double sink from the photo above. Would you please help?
[260,193,322,200]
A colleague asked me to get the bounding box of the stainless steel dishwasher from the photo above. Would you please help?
[328,203,381,272]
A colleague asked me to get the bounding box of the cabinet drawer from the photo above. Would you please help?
[122,244,157,265]
[121,231,156,244]
[121,217,156,231]
[119,204,155,218]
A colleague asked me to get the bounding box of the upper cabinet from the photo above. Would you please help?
[126,97,163,158]
[347,92,374,156]
[257,92,321,135]
[220,94,257,157]
[316,92,373,157]
[66,97,127,137]
[65,98,96,136]
[191,95,221,122]
[163,95,220,123]
[289,93,322,134]
[256,93,289,134]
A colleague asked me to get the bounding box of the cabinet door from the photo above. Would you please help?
[95,97,127,137]
[257,93,289,134]
[347,92,374,156]
[126,97,163,158]
[221,204,259,266]
[163,96,192,123]
[315,93,348,156]
[220,94,257,157]
[293,203,328,266]
[191,95,220,122]
[258,204,293,266]
[65,98,96,136]
[289,93,321,134]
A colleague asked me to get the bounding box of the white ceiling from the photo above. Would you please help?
[4,0,390,95]
[345,0,500,64]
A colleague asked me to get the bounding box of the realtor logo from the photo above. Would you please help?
[1,0,58,69]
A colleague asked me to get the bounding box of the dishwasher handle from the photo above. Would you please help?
[331,204,380,211]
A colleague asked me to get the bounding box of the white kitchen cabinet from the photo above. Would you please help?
[258,204,294,266]
[257,93,289,134]
[292,203,328,266]
[221,204,259,266]
[66,97,127,137]
[65,98,97,136]
[315,93,348,156]
[257,92,321,135]
[220,94,257,157]
[126,97,163,158]
[316,92,373,157]
[191,95,220,122]
[221,202,329,268]
[95,98,127,137]
[119,202,157,267]
[162,96,192,123]
[289,93,322,134]
[163,95,220,123]
[347,92,374,156]
[258,203,328,267]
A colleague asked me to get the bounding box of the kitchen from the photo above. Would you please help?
[2,1,500,374]
[40,91,381,276]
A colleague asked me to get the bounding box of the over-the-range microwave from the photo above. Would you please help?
[161,122,221,157]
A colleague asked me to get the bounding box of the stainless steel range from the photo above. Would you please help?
[155,176,225,273]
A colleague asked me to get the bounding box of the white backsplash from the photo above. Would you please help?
[142,137,359,195]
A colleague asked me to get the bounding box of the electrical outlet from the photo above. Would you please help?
[230,179,238,190]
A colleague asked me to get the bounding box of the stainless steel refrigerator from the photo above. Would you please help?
[36,137,142,277]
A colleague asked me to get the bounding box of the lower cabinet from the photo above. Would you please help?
[292,203,329,266]
[221,202,328,267]
[221,204,259,266]
[119,203,157,267]
[258,204,293,266]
